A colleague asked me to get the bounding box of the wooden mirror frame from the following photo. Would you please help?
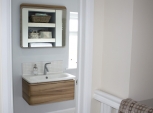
[20,4,67,48]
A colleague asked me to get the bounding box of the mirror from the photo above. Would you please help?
[20,4,66,48]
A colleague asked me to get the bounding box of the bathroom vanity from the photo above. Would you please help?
[22,79,75,105]
[22,61,76,105]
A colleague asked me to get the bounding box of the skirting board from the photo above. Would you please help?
[47,108,75,113]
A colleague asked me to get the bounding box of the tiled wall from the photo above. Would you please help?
[22,60,63,75]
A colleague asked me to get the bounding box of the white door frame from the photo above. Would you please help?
[0,0,94,113]
[76,0,94,113]
[0,0,13,113]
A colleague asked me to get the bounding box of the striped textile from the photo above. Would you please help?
[118,98,153,113]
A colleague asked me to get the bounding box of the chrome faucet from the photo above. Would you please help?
[44,62,51,75]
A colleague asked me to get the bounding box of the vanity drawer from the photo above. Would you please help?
[22,79,75,105]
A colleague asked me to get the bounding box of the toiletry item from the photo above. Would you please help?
[33,64,38,75]
[39,31,52,38]
[29,30,39,39]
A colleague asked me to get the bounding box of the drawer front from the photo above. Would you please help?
[22,79,75,105]
[29,80,74,95]
[23,92,74,105]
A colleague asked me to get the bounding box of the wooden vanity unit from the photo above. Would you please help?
[22,79,75,105]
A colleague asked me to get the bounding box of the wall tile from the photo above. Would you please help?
[22,60,63,75]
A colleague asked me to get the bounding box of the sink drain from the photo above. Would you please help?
[46,76,48,79]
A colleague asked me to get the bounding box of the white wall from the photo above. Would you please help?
[12,0,78,113]
[101,0,133,99]
[129,0,153,101]
[91,0,104,112]
[91,1,134,112]
[92,0,153,105]
[0,0,2,111]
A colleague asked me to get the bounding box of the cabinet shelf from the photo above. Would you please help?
[21,5,65,48]
[28,23,56,27]
[28,39,55,43]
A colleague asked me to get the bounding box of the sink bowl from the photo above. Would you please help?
[22,73,76,83]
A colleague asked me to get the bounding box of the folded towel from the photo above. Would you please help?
[35,13,48,16]
[118,98,153,113]
[29,43,52,47]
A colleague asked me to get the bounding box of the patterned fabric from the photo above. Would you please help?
[118,98,153,113]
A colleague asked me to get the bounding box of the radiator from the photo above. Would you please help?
[93,90,122,113]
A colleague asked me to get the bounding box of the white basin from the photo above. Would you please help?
[22,73,76,83]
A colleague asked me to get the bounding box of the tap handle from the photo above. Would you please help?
[45,62,51,72]
[45,62,51,67]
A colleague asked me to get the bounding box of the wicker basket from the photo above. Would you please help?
[31,15,51,23]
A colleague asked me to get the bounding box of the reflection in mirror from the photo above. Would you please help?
[20,4,66,48]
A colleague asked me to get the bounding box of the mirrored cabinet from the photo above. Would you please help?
[20,4,66,48]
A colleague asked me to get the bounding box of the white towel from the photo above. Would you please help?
[29,43,52,47]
